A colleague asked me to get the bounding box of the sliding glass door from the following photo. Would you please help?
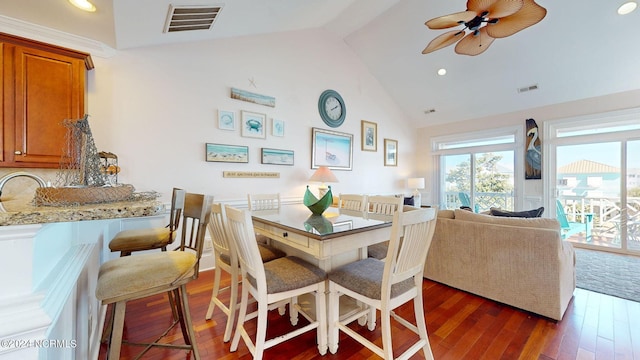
[548,109,640,254]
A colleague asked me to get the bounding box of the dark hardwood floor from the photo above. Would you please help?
[98,270,640,360]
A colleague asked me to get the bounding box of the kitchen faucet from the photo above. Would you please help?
[0,171,47,199]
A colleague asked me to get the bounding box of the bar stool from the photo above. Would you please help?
[109,187,185,256]
[96,192,213,359]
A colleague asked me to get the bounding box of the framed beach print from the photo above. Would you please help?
[361,120,377,151]
[241,110,267,138]
[311,127,353,170]
[272,118,285,137]
[384,138,397,166]
[218,110,235,131]
[206,143,249,163]
[261,148,294,165]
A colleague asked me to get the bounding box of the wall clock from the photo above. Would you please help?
[318,89,346,128]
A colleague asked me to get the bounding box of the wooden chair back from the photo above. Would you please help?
[338,194,368,216]
[247,193,281,210]
[176,192,213,277]
[224,205,267,292]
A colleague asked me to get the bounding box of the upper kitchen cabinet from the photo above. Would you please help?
[1,32,94,168]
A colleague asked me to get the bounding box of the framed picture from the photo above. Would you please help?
[361,120,377,151]
[384,138,398,166]
[241,110,267,138]
[218,110,235,131]
[261,148,294,165]
[311,127,353,170]
[206,143,248,163]
[272,118,285,137]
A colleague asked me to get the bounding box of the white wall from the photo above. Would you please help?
[86,29,418,203]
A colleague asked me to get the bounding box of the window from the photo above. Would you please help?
[432,126,523,212]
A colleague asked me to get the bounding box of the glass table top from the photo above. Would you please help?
[251,204,392,240]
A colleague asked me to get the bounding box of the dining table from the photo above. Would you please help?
[251,203,393,272]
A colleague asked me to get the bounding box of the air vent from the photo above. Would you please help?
[517,84,539,93]
[163,5,223,33]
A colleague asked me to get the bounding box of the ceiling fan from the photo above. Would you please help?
[422,0,547,56]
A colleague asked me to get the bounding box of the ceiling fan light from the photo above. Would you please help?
[68,0,96,12]
[437,68,447,76]
[618,1,637,14]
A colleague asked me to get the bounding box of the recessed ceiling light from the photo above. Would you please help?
[437,68,447,76]
[68,0,96,12]
[618,1,637,15]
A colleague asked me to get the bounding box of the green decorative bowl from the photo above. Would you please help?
[303,185,332,215]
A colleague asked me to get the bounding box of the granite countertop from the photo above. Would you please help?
[0,195,165,226]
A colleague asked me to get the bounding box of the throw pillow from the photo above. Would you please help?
[490,207,544,218]
[403,196,414,206]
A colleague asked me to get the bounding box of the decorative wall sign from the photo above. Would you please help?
[241,110,267,139]
[361,120,377,151]
[525,118,542,179]
[384,138,398,166]
[206,143,248,163]
[311,127,353,170]
[231,87,276,107]
[218,110,235,130]
[261,148,294,165]
[272,118,285,137]
[223,171,280,178]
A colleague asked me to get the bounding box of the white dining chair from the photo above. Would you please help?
[204,202,286,342]
[327,207,438,360]
[247,193,281,211]
[366,195,404,260]
[224,205,328,359]
[338,193,368,216]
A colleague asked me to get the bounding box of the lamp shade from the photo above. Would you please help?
[408,177,425,189]
[309,166,339,183]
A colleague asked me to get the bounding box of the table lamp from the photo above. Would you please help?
[309,166,338,197]
[408,177,425,207]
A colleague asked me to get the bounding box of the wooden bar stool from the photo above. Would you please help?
[96,192,213,359]
[109,187,185,256]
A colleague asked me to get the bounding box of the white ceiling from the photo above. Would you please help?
[1,0,639,128]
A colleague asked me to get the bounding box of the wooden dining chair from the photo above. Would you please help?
[96,192,213,360]
[338,193,368,216]
[327,207,438,360]
[224,205,328,359]
[204,202,286,342]
[247,193,281,211]
[366,195,404,260]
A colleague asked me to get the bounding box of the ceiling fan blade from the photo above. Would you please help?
[422,30,465,54]
[425,11,476,29]
[455,27,495,56]
[486,0,524,18]
[486,0,546,38]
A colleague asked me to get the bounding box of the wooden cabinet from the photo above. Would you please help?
[1,33,93,168]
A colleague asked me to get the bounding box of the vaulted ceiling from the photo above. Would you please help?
[1,0,638,127]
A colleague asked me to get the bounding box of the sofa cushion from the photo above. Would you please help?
[438,209,455,219]
[490,207,544,218]
[453,208,560,230]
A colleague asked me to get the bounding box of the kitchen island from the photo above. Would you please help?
[0,196,165,360]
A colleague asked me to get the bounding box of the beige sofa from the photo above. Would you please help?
[423,209,575,321]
